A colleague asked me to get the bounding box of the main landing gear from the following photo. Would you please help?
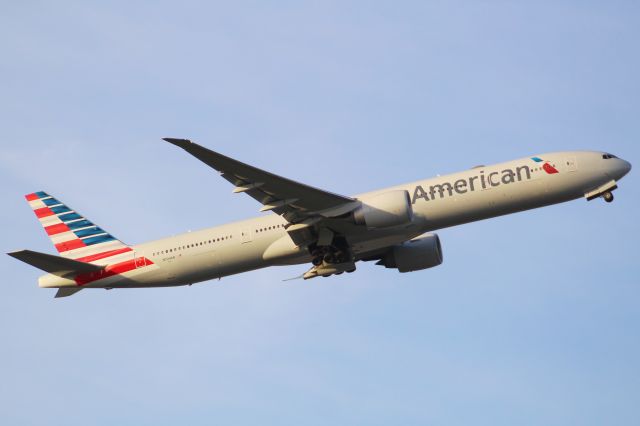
[304,236,356,279]
[309,236,353,266]
[603,191,614,203]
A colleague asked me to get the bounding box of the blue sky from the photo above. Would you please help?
[1,1,639,425]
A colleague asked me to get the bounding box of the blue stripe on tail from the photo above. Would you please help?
[51,205,71,214]
[82,235,116,245]
[42,198,62,206]
[66,220,94,230]
[59,212,82,222]
[74,227,106,238]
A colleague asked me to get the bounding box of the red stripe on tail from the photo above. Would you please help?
[75,247,133,263]
[34,207,54,218]
[55,239,86,252]
[45,223,71,236]
[25,193,39,201]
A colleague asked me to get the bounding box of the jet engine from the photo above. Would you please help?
[376,233,443,272]
[354,190,413,228]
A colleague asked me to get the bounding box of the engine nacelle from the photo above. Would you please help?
[354,190,413,228]
[377,233,443,272]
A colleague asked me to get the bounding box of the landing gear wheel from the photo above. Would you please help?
[603,191,614,203]
[312,257,323,266]
[323,253,336,264]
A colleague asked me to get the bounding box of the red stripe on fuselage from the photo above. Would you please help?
[34,207,54,218]
[75,247,132,263]
[45,223,71,236]
[74,257,154,286]
[55,239,86,252]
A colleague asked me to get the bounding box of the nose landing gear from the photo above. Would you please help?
[603,191,614,203]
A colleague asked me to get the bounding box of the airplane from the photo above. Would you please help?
[8,139,632,298]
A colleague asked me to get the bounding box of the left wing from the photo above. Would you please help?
[164,138,359,223]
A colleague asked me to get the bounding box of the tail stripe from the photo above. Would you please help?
[66,220,94,230]
[74,227,105,238]
[42,198,62,206]
[35,207,55,218]
[55,240,124,257]
[24,191,49,201]
[50,205,71,214]
[59,212,82,222]
[45,223,71,236]
[83,235,116,245]
[75,247,133,263]
[55,239,86,252]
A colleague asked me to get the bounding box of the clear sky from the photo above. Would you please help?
[1,1,639,425]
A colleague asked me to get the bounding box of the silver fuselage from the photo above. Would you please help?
[38,150,631,289]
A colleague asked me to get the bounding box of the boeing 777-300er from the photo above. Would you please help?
[8,139,632,297]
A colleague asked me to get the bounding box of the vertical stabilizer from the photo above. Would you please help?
[24,191,131,261]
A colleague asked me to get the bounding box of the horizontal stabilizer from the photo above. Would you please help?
[55,287,83,298]
[7,249,104,277]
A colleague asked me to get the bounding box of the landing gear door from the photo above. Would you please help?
[567,156,577,172]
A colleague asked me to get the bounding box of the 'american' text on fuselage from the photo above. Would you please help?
[412,165,532,204]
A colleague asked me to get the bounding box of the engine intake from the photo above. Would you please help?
[377,233,443,272]
[354,190,413,228]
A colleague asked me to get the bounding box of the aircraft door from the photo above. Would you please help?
[241,228,252,243]
[566,156,577,172]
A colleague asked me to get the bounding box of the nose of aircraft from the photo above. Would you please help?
[600,154,632,181]
[611,158,632,180]
[619,159,632,177]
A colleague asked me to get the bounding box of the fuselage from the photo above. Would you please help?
[38,150,631,290]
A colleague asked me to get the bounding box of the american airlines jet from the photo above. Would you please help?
[8,139,631,298]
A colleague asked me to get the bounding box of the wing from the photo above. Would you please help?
[164,138,358,223]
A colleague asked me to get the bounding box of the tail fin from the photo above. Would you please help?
[24,191,131,261]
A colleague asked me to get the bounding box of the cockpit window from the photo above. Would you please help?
[602,153,618,159]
